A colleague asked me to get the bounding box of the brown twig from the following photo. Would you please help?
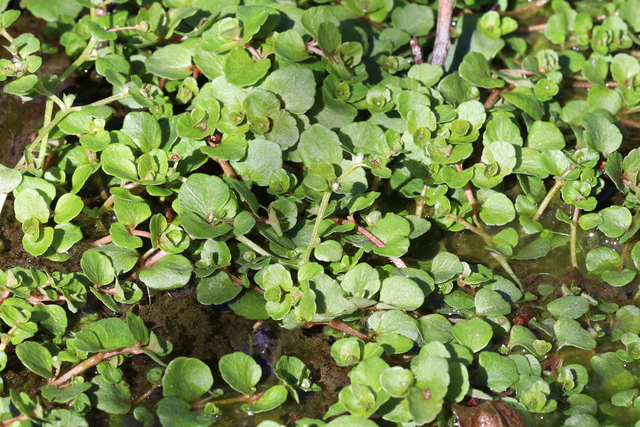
[500,0,549,17]
[410,36,423,65]
[24,293,66,305]
[49,344,142,387]
[0,289,10,305]
[328,216,408,269]
[212,158,237,180]
[516,23,547,32]
[620,118,640,129]
[431,0,454,66]
[0,413,30,426]
[498,69,534,76]
[306,43,327,59]
[484,88,504,109]
[565,80,618,88]
[308,320,374,342]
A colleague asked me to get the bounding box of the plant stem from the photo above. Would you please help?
[309,320,374,342]
[212,158,237,179]
[96,182,139,217]
[484,88,504,108]
[56,38,98,90]
[306,43,327,59]
[0,413,30,426]
[431,0,454,66]
[532,179,565,222]
[446,213,523,288]
[415,184,429,218]
[0,326,18,351]
[0,29,13,43]
[49,344,142,387]
[328,216,408,269]
[500,0,549,16]
[570,207,580,268]
[300,190,332,265]
[236,235,273,258]
[36,97,55,169]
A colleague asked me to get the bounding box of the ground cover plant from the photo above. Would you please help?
[2,0,640,425]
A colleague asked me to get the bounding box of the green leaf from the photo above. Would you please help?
[224,47,270,87]
[527,121,565,150]
[585,247,620,275]
[219,352,261,395]
[479,193,516,226]
[81,250,115,286]
[16,341,53,378]
[126,312,149,345]
[407,63,443,88]
[197,271,242,305]
[139,254,193,290]
[583,113,622,156]
[377,276,423,311]
[121,112,162,153]
[273,30,309,62]
[418,314,453,344]
[502,88,544,120]
[231,139,282,186]
[555,318,596,350]
[430,252,463,284]
[146,43,193,80]
[477,352,518,393]
[380,366,414,398]
[331,337,364,367]
[163,357,213,402]
[261,66,315,115]
[391,3,434,36]
[157,397,217,427]
[475,289,511,317]
[547,296,589,319]
[14,188,49,223]
[451,318,493,352]
[92,375,131,415]
[459,52,504,88]
[241,385,287,414]
[298,124,343,168]
[341,263,380,299]
[177,174,237,239]
[0,164,22,193]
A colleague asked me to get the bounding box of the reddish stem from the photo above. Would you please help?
[500,0,549,17]
[328,216,408,269]
[308,320,374,342]
[212,158,237,180]
[484,88,504,109]
[49,344,142,387]
[620,118,640,129]
[306,43,327,59]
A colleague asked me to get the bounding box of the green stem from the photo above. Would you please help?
[446,213,523,289]
[0,29,13,43]
[36,97,55,168]
[532,179,565,222]
[570,207,580,269]
[415,183,429,218]
[300,190,332,265]
[19,92,130,169]
[56,38,98,90]
[0,325,18,352]
[235,235,273,258]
